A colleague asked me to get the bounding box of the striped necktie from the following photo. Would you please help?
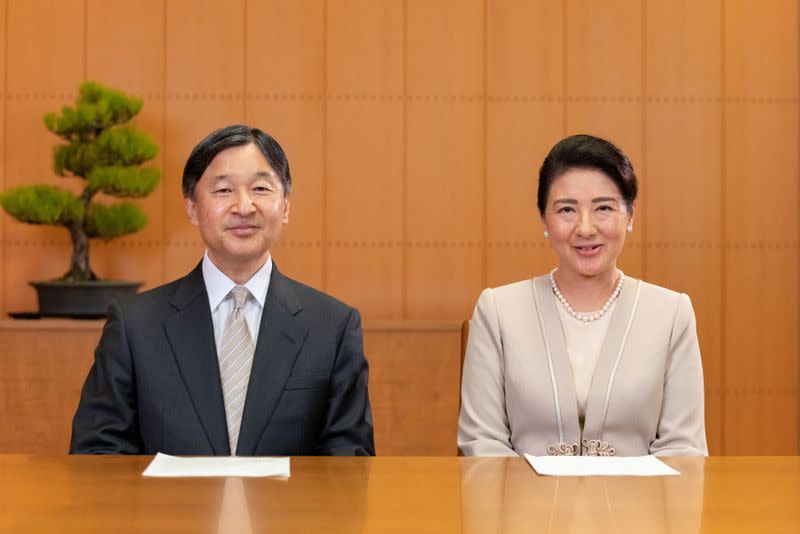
[219,286,255,455]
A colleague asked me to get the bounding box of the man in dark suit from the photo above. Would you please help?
[70,125,374,456]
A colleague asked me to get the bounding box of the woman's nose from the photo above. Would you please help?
[576,212,596,236]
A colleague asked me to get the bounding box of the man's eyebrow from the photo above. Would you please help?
[212,170,277,181]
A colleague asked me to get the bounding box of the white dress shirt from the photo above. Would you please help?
[202,251,273,357]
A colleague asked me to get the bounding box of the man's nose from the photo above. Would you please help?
[233,189,255,213]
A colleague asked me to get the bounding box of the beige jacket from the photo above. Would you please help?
[458,275,708,457]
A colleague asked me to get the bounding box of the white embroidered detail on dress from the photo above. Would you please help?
[547,442,580,456]
[583,439,615,456]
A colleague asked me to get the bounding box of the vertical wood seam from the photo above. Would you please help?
[562,0,568,135]
[401,0,408,319]
[796,0,800,456]
[640,0,647,280]
[83,0,88,80]
[719,0,727,455]
[481,0,488,290]
[161,0,167,283]
[242,0,247,120]
[1,0,7,315]
[321,0,328,291]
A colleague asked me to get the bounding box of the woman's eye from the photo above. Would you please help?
[215,188,231,194]
[557,206,575,213]
[596,205,613,212]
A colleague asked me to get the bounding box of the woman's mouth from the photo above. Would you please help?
[574,244,602,257]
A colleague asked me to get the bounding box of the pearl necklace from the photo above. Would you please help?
[549,268,624,322]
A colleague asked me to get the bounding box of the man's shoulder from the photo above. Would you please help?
[114,270,197,316]
[277,273,355,316]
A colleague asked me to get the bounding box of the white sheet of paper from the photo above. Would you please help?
[142,453,291,478]
[524,454,680,477]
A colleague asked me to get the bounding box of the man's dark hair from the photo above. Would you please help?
[182,124,292,199]
[537,134,637,217]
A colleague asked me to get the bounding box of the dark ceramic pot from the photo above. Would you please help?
[31,280,142,318]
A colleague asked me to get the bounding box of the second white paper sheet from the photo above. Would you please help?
[524,454,680,477]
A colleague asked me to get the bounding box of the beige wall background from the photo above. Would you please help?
[0,0,797,455]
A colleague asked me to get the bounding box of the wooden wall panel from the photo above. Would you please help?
[366,324,461,455]
[249,99,324,288]
[645,0,724,452]
[163,0,245,281]
[406,102,483,319]
[326,101,404,319]
[245,0,323,95]
[724,0,799,455]
[326,0,403,96]
[726,0,798,99]
[4,0,85,312]
[245,1,324,289]
[646,0,721,98]
[325,2,404,319]
[486,0,563,98]
[566,0,641,98]
[645,104,723,451]
[485,102,562,288]
[406,0,482,96]
[0,0,797,455]
[405,1,484,320]
[0,322,99,453]
[86,0,165,289]
[485,0,563,289]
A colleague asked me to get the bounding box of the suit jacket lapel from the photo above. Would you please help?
[236,266,308,455]
[163,263,230,455]
[583,276,641,441]
[533,276,581,447]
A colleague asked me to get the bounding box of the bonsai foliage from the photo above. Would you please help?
[0,82,160,282]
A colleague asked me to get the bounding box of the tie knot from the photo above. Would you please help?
[230,286,249,310]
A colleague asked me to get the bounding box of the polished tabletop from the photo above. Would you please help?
[0,455,798,533]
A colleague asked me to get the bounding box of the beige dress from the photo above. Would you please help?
[458,275,708,457]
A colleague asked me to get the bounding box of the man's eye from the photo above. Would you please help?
[215,188,231,194]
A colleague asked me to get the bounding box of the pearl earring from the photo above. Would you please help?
[626,223,633,233]
[544,230,550,238]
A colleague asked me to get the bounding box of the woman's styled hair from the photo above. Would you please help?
[537,134,637,216]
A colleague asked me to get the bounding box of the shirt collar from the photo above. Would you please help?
[202,251,273,312]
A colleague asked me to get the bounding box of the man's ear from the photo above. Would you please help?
[184,196,199,226]
[282,194,290,224]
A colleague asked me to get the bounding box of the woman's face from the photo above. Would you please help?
[542,168,633,279]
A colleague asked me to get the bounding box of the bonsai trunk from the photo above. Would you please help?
[65,220,96,282]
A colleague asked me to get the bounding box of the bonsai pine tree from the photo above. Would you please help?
[0,81,160,282]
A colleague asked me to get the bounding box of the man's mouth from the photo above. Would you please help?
[228,224,260,236]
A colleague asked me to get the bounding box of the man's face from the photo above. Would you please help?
[184,143,290,280]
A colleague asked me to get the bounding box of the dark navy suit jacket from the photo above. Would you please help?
[70,263,374,456]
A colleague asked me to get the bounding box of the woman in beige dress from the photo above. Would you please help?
[458,134,707,457]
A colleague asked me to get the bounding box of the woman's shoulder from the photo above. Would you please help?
[473,277,541,312]
[630,277,694,316]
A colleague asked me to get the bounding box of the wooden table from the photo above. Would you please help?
[0,455,798,532]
